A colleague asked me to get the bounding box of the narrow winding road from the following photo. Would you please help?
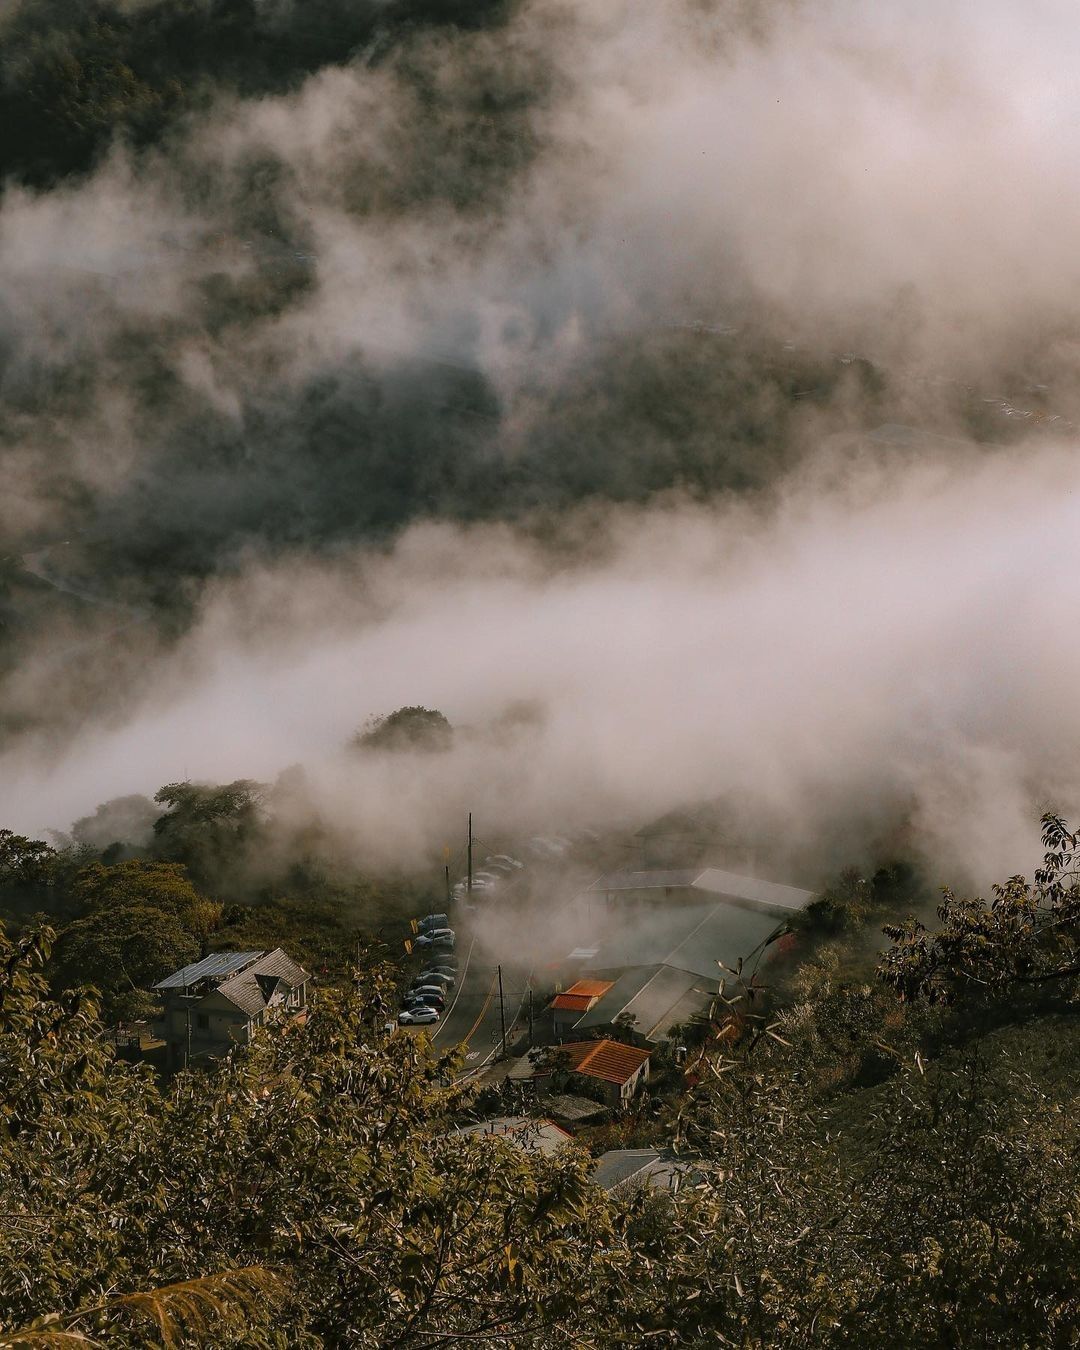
[432,926,532,1075]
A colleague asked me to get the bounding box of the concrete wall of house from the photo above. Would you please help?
[160,991,252,1069]
[195,991,255,1045]
[619,1061,649,1101]
[552,1007,583,1037]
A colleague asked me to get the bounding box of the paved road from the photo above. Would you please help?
[431,930,532,1073]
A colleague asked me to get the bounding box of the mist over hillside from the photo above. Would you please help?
[2,0,1079,886]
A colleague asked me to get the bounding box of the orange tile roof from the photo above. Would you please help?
[549,979,614,1013]
[559,1039,652,1086]
[551,992,594,1011]
[565,979,615,998]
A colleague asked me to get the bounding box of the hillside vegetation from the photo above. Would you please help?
[0,812,1078,1344]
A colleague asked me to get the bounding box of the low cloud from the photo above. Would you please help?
[2,0,1079,895]
[1,433,1076,892]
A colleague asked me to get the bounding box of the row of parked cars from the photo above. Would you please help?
[398,915,457,1026]
[451,854,523,905]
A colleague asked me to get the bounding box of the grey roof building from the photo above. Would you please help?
[549,867,813,1045]
[570,964,716,1045]
[586,867,814,916]
[564,896,783,985]
[591,1149,692,1194]
[451,1117,575,1157]
[153,948,309,1070]
[543,1093,608,1123]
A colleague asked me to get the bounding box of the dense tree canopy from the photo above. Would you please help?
[1,813,1079,1345]
[0,924,635,1346]
[352,706,454,754]
[50,860,221,1020]
[0,0,515,188]
[1,795,1080,1345]
[880,812,1080,1006]
[152,780,267,891]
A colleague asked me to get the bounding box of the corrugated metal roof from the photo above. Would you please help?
[153,951,263,990]
[579,899,780,983]
[214,948,308,1017]
[586,867,815,915]
[591,1150,691,1193]
[560,1039,652,1085]
[588,869,702,892]
[591,1149,663,1190]
[693,868,814,913]
[545,1093,607,1122]
[574,964,713,1043]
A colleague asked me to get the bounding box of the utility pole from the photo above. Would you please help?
[185,1003,192,1071]
[444,862,452,908]
[467,812,473,896]
[527,988,533,1048]
[497,963,507,1061]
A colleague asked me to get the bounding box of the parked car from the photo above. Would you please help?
[410,983,448,1000]
[455,874,493,890]
[404,992,445,1012]
[486,853,524,870]
[398,1007,439,1026]
[418,913,449,932]
[418,970,455,987]
[528,835,570,858]
[415,927,455,948]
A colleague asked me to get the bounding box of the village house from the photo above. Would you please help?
[558,1039,652,1109]
[152,949,309,1070]
[585,867,814,916]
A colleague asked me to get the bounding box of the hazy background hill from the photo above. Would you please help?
[2,0,1080,888]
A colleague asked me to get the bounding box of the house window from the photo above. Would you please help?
[196,1013,209,1031]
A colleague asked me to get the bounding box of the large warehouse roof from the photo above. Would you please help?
[586,867,814,915]
[577,898,781,983]
[573,964,715,1043]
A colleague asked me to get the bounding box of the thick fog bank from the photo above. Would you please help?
[2,0,1080,892]
[0,437,1075,891]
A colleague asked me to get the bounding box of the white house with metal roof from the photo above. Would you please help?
[152,949,308,1070]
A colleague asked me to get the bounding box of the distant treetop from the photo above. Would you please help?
[351,706,453,754]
